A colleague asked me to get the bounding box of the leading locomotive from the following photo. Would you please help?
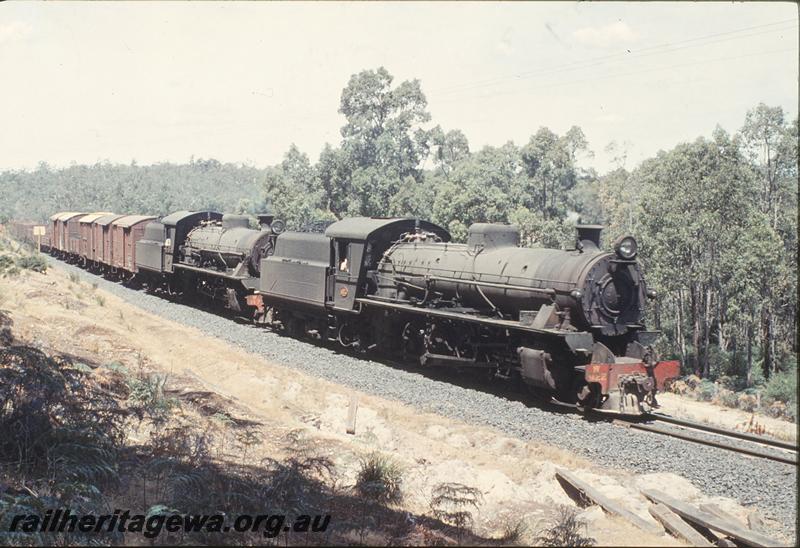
[42,210,680,415]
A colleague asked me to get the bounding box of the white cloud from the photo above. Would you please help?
[572,21,638,47]
[596,113,623,123]
[0,21,32,45]
[495,28,515,56]
[495,38,514,56]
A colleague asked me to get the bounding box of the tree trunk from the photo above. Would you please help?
[717,293,726,352]
[677,290,686,365]
[746,320,753,386]
[768,312,776,374]
[702,286,712,377]
[541,181,548,218]
[761,304,772,380]
[691,285,702,376]
[654,296,661,331]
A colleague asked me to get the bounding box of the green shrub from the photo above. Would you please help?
[737,393,758,412]
[781,353,798,374]
[717,375,741,392]
[784,404,797,423]
[749,358,767,386]
[706,346,730,380]
[718,388,738,409]
[0,255,13,272]
[127,372,177,423]
[765,400,789,419]
[0,345,126,545]
[355,452,403,504]
[685,374,702,390]
[763,371,797,406]
[16,254,48,273]
[697,380,716,401]
[212,411,235,427]
[429,482,483,536]
[535,506,595,547]
[104,361,128,373]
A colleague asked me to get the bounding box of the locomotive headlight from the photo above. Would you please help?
[271,219,286,235]
[614,235,638,260]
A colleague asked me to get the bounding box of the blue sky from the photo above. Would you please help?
[0,1,797,173]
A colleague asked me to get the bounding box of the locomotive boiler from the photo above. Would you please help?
[183,214,278,276]
[375,224,652,338]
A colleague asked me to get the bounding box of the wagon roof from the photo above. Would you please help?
[78,212,114,224]
[325,217,450,242]
[112,215,156,228]
[95,214,127,226]
[50,212,86,222]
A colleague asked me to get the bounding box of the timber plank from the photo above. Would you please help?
[699,503,744,527]
[649,503,713,546]
[555,469,664,536]
[346,393,358,435]
[699,503,754,546]
[641,489,783,547]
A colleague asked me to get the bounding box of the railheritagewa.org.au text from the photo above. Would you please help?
[8,509,331,539]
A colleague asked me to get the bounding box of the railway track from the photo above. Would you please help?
[610,412,798,466]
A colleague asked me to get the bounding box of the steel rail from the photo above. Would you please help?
[613,419,797,466]
[648,412,797,452]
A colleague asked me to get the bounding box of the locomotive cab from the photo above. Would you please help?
[323,217,451,312]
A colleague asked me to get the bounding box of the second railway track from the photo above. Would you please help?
[611,412,798,466]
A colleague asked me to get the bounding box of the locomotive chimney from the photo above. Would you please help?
[576,224,603,249]
[257,213,274,230]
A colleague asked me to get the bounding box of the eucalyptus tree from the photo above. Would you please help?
[635,129,763,378]
[738,105,798,377]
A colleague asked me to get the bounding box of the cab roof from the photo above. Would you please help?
[325,217,450,242]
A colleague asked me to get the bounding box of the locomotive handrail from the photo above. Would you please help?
[188,242,247,255]
[375,273,428,292]
[174,263,244,280]
[425,275,557,296]
[357,297,571,337]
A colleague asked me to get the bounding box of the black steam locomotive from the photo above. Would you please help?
[129,212,678,415]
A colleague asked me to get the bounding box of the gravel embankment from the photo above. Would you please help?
[56,262,798,539]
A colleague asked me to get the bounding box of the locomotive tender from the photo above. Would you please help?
[35,211,680,415]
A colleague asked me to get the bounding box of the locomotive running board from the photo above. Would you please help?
[356,297,594,353]
[174,263,259,289]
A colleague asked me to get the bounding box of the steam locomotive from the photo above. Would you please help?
[40,211,680,415]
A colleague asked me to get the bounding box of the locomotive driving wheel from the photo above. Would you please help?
[400,321,424,362]
[576,382,602,413]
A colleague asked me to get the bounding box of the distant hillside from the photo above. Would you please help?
[0,159,266,222]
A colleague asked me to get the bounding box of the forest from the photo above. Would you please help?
[1,67,796,403]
